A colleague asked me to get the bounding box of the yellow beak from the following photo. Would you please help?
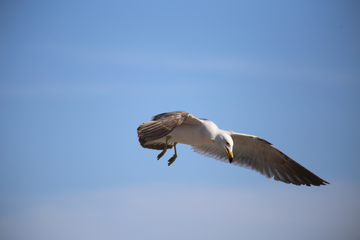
[225,146,234,163]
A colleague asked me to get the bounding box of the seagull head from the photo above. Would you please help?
[214,131,234,163]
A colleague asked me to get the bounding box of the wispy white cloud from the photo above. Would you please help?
[39,43,359,84]
[1,182,359,240]
[2,43,358,98]
[0,83,120,98]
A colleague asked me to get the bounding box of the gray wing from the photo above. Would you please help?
[137,111,202,150]
[192,132,329,186]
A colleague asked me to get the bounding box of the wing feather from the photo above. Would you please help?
[192,132,329,186]
[137,111,190,149]
[230,132,328,186]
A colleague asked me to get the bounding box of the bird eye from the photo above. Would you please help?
[226,141,229,146]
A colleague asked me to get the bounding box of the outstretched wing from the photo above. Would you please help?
[137,111,203,150]
[192,132,329,186]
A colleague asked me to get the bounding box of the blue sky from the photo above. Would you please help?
[1,1,360,239]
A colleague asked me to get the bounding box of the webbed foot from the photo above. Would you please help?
[157,150,166,160]
[167,143,178,166]
[167,154,177,166]
[157,136,170,160]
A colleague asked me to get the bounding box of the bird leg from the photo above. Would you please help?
[167,143,178,166]
[157,136,170,160]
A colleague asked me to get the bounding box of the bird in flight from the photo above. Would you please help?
[137,111,329,186]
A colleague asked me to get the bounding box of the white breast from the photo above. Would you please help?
[168,120,219,146]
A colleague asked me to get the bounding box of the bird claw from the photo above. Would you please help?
[157,150,166,160]
[167,155,177,166]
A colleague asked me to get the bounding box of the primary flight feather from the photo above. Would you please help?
[137,111,329,186]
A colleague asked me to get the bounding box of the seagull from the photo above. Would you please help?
[137,111,329,186]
